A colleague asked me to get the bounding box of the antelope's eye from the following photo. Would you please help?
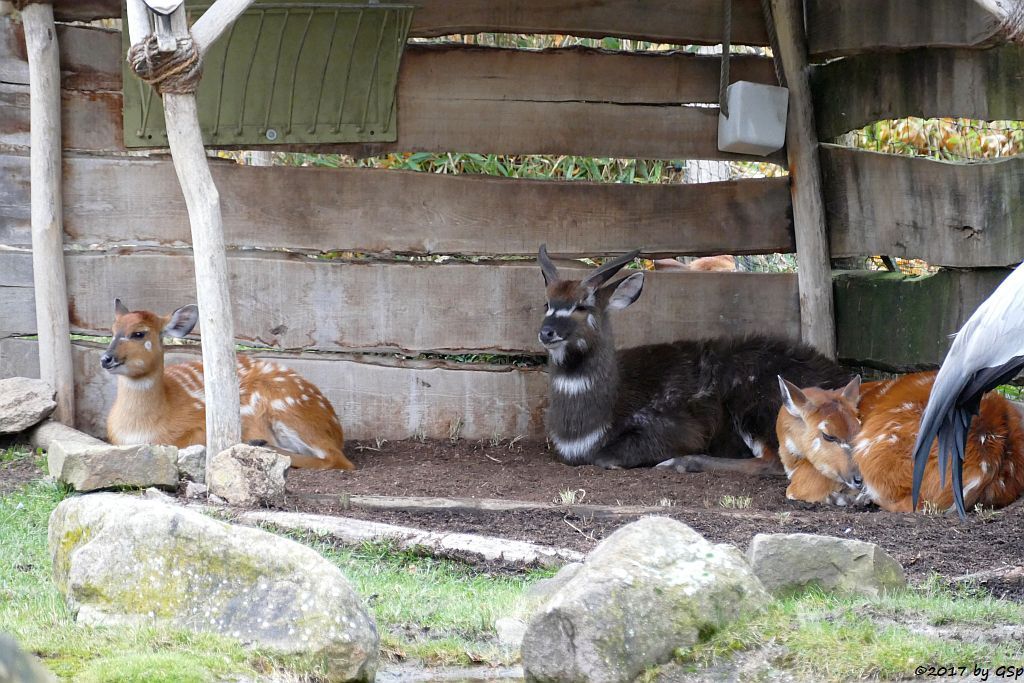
[821,432,840,444]
[130,330,147,339]
[575,304,588,312]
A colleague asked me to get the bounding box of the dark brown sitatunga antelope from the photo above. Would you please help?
[536,245,853,471]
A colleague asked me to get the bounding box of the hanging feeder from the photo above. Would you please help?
[122,0,415,147]
[716,0,789,156]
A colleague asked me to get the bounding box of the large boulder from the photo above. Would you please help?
[748,533,906,597]
[49,493,378,681]
[495,562,583,648]
[207,444,288,507]
[0,378,56,434]
[47,442,178,492]
[521,516,768,683]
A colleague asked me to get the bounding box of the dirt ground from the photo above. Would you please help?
[282,438,1024,600]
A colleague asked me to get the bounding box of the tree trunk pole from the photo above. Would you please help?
[769,0,836,359]
[23,2,75,424]
[126,0,255,461]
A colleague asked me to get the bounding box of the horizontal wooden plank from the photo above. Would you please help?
[0,153,795,256]
[0,20,121,91]
[834,269,1011,370]
[806,0,1003,59]
[0,23,779,160]
[0,252,801,354]
[813,45,1024,139]
[822,145,1024,268]
[51,0,771,46]
[0,338,547,441]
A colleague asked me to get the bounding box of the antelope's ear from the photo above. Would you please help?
[605,271,644,311]
[778,376,808,418]
[163,304,199,338]
[841,375,862,406]
[115,298,130,319]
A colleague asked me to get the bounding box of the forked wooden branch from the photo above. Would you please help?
[972,0,1024,42]
[125,0,248,462]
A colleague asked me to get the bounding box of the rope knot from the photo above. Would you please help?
[127,33,203,95]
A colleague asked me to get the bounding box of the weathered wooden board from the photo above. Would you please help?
[0,20,121,91]
[806,0,1002,59]
[813,45,1024,139]
[0,252,802,354]
[0,338,548,441]
[834,269,1011,370]
[0,23,778,160]
[2,23,777,104]
[0,153,795,256]
[822,145,1024,268]
[51,0,771,46]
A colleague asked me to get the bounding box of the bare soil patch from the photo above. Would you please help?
[282,438,1024,599]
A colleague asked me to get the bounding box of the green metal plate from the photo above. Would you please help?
[122,1,414,147]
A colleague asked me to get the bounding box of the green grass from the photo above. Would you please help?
[271,531,552,665]
[680,584,1024,682]
[4,473,1023,681]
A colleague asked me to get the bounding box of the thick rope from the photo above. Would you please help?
[719,0,732,119]
[998,0,1024,44]
[127,33,203,95]
[761,0,788,89]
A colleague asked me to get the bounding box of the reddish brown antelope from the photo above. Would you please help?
[102,299,354,470]
[536,245,852,471]
[777,371,1024,512]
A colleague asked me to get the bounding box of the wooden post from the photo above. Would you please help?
[126,0,255,461]
[769,0,836,359]
[23,2,75,425]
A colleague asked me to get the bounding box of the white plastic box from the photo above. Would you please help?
[717,81,790,156]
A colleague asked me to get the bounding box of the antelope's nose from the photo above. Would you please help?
[100,353,116,369]
[539,326,561,344]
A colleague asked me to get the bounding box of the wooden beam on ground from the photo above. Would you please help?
[805,0,1003,59]
[22,3,74,425]
[0,252,803,354]
[0,153,796,257]
[769,0,835,358]
[231,508,585,568]
[812,45,1024,140]
[822,145,1024,268]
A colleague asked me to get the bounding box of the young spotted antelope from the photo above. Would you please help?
[537,245,852,470]
[102,299,354,470]
[778,371,1024,512]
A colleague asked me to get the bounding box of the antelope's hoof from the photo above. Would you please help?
[656,455,706,473]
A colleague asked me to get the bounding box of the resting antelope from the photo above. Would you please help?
[102,300,354,470]
[536,245,852,471]
[777,371,1024,512]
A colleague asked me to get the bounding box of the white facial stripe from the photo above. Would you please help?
[552,426,607,462]
[552,374,593,396]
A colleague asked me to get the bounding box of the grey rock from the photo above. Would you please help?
[208,444,288,507]
[185,481,209,499]
[142,487,175,502]
[748,533,906,597]
[0,377,56,434]
[47,441,178,492]
[522,517,768,683]
[0,633,56,683]
[48,493,378,681]
[177,445,206,483]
